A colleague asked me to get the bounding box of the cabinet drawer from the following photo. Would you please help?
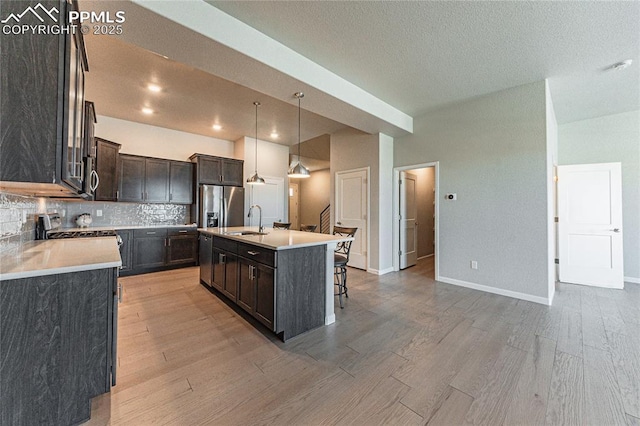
[237,243,276,268]
[133,228,168,238]
[168,228,197,237]
[213,236,237,253]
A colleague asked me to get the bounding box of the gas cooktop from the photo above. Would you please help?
[46,229,117,239]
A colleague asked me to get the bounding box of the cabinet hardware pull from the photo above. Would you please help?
[219,253,226,264]
[118,284,123,303]
[179,230,187,233]
[167,238,171,246]
[169,193,172,201]
[146,232,156,235]
[248,251,259,256]
[116,190,119,200]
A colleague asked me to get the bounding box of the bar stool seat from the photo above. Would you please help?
[273,222,291,230]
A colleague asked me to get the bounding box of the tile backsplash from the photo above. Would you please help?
[0,191,190,253]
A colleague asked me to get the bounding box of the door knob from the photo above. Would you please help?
[611,228,621,233]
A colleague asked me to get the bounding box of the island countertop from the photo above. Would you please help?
[0,237,122,281]
[198,227,352,250]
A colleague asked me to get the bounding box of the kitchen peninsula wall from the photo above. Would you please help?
[0,192,189,253]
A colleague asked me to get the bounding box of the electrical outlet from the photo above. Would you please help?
[96,209,103,217]
[471,260,478,269]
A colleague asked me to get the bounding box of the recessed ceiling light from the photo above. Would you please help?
[147,84,162,92]
[270,132,279,139]
[142,107,154,115]
[608,59,633,71]
[212,124,222,131]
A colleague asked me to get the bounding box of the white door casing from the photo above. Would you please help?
[335,168,368,270]
[400,171,418,269]
[249,177,285,228]
[288,183,300,230]
[558,163,623,288]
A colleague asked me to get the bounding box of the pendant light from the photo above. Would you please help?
[246,101,265,185]
[287,92,310,179]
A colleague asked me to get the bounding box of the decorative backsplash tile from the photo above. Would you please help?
[62,201,190,227]
[0,191,190,253]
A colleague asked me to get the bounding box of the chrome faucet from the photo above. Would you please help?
[248,205,263,233]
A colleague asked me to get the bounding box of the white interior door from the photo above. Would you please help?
[558,163,623,288]
[400,171,418,269]
[289,183,300,230]
[335,169,368,270]
[248,177,285,228]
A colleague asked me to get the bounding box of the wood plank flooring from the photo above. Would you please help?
[85,258,640,425]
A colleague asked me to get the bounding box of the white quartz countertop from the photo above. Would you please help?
[0,237,122,281]
[57,224,197,232]
[199,227,352,250]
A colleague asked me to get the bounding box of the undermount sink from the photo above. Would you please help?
[223,231,268,236]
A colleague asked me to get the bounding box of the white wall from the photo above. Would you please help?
[299,169,330,230]
[95,115,235,161]
[330,129,394,274]
[558,110,640,282]
[236,136,290,226]
[395,81,551,303]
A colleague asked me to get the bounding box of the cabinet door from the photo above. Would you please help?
[221,160,243,186]
[222,253,238,301]
[237,259,255,314]
[167,234,197,265]
[0,0,60,184]
[95,139,120,201]
[211,248,225,291]
[169,162,193,204]
[254,264,275,330]
[118,155,145,202]
[133,232,166,270]
[199,234,213,286]
[84,101,96,157]
[145,159,170,203]
[117,230,132,273]
[198,157,222,184]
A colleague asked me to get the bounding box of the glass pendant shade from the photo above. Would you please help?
[288,92,310,179]
[247,101,265,185]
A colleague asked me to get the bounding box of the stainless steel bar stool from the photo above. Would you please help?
[333,226,357,309]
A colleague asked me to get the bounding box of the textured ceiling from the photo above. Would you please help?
[80,0,639,147]
[209,0,640,124]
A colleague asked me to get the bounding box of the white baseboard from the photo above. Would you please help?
[417,254,434,260]
[625,276,640,284]
[367,267,394,276]
[436,275,551,306]
[325,313,336,325]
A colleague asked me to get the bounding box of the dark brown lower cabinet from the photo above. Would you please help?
[0,268,118,425]
[199,234,213,286]
[254,263,275,330]
[121,228,198,276]
[211,247,238,300]
[167,230,198,265]
[237,257,256,314]
[133,229,167,270]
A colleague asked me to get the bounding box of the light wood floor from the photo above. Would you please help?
[86,258,640,425]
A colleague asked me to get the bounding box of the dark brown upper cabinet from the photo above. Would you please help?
[0,0,89,197]
[118,154,193,204]
[190,154,244,187]
[94,138,121,202]
[169,161,193,204]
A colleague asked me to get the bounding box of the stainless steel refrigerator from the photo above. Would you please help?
[199,185,245,228]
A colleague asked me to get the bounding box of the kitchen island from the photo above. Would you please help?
[198,227,352,340]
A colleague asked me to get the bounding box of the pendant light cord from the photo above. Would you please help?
[254,101,260,174]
